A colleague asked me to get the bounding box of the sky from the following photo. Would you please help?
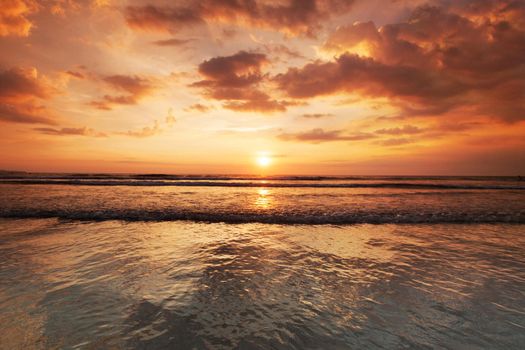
[0,0,524,175]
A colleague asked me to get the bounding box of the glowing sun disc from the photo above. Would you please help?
[256,155,271,167]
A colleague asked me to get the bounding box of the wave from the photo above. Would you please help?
[1,172,523,182]
[1,178,524,190]
[1,209,523,224]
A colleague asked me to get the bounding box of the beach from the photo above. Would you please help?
[2,0,525,348]
[0,176,524,349]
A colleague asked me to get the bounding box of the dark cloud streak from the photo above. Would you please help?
[192,50,295,113]
[0,67,57,124]
[278,128,375,143]
[124,1,357,36]
[90,74,155,110]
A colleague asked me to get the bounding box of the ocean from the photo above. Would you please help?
[0,174,524,349]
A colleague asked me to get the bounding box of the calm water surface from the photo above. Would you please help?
[1,220,524,349]
[0,176,524,349]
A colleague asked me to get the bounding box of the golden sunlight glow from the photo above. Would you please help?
[256,154,272,167]
[0,1,524,175]
[255,188,272,209]
[258,188,270,196]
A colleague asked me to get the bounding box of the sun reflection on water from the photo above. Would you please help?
[255,188,272,209]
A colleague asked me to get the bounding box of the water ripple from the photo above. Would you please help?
[0,220,524,349]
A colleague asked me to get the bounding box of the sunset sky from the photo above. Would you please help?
[1,0,524,175]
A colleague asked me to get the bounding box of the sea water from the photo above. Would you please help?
[0,174,524,349]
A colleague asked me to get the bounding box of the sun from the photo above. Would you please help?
[256,154,272,167]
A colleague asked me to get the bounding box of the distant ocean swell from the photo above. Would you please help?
[2,174,524,224]
[1,179,524,190]
[1,208,523,224]
[1,173,523,181]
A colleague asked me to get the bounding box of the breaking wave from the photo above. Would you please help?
[1,173,524,224]
[1,208,523,224]
[1,179,524,190]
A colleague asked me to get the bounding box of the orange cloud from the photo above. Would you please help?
[152,38,194,46]
[276,1,525,122]
[0,0,95,37]
[195,51,268,88]
[0,103,55,124]
[185,103,212,113]
[65,70,86,79]
[117,120,162,138]
[124,0,357,36]
[276,117,497,146]
[34,126,106,137]
[375,125,423,135]
[223,99,298,113]
[125,5,203,33]
[301,113,334,118]
[275,53,464,107]
[449,0,525,31]
[192,50,294,113]
[0,67,55,101]
[278,128,376,143]
[379,138,413,147]
[90,74,156,110]
[0,67,58,124]
[0,0,37,37]
[264,44,305,60]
